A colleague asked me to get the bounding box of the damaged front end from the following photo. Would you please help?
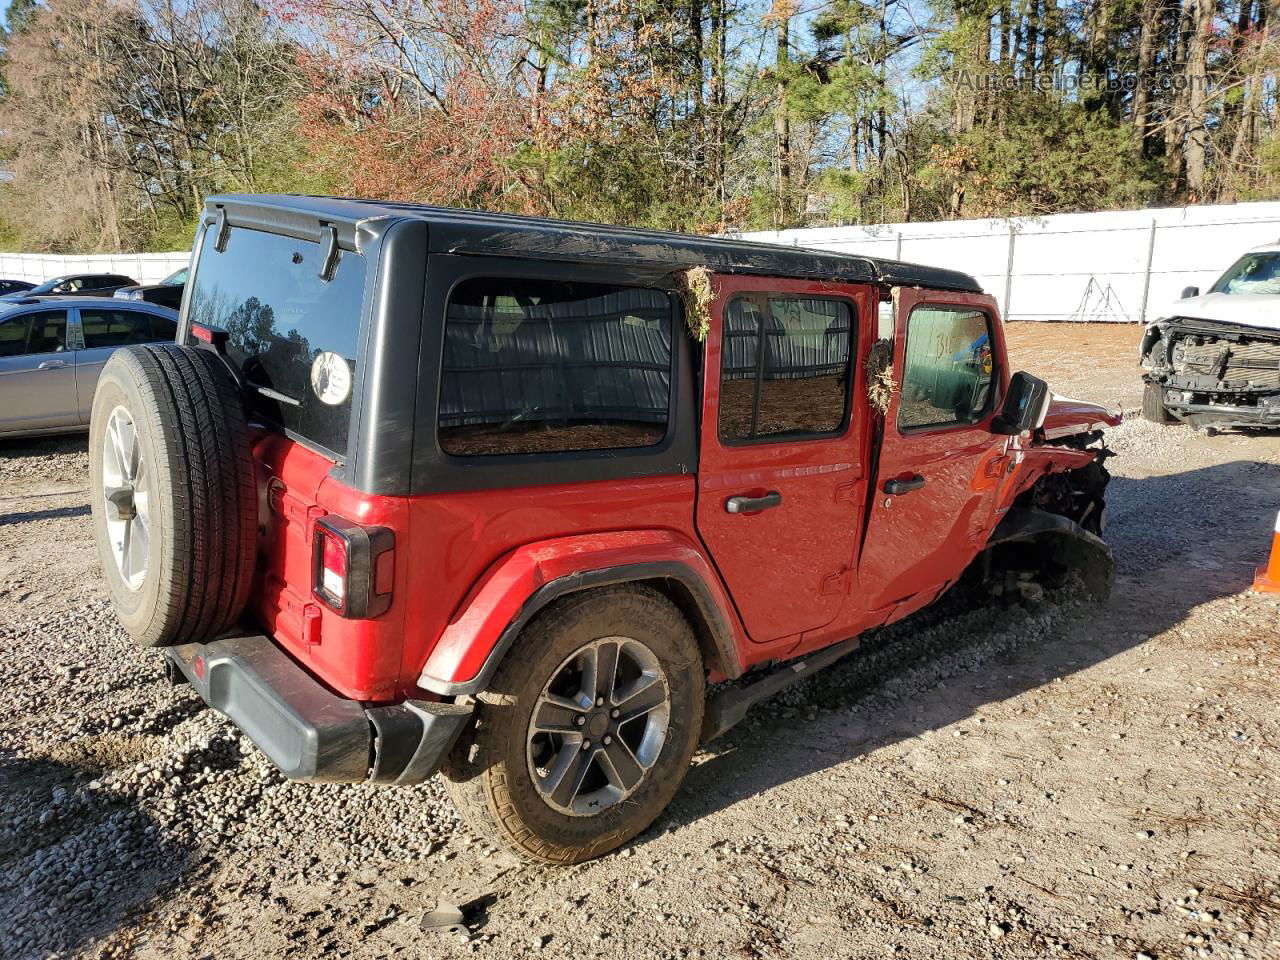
[967,431,1115,603]
[1141,317,1280,430]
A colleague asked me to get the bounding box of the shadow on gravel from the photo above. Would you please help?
[665,459,1280,831]
[0,435,89,458]
[0,504,90,525]
[0,751,192,960]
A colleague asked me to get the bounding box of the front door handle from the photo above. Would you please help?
[725,491,783,514]
[37,360,67,370]
[883,475,926,496]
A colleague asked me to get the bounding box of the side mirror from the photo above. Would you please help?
[992,371,1050,435]
[1181,285,1200,299]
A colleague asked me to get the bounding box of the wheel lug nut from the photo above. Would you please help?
[581,740,591,751]
[575,715,586,726]
[595,697,604,707]
[603,735,612,745]
[610,708,619,719]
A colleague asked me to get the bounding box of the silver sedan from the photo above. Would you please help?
[0,297,179,438]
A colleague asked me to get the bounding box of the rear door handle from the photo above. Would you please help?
[883,475,926,496]
[725,491,783,514]
[37,360,67,370]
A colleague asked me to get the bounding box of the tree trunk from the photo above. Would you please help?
[1133,0,1160,156]
[774,5,791,226]
[1025,0,1039,77]
[1165,0,1194,191]
[1087,0,1114,112]
[974,4,992,128]
[1183,0,1214,197]
[709,0,727,213]
[1226,1,1267,190]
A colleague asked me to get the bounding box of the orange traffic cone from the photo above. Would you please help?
[1254,509,1280,594]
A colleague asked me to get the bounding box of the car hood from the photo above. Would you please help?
[1154,291,1280,332]
[1039,394,1121,442]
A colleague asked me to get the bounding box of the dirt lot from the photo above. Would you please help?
[2,322,1278,960]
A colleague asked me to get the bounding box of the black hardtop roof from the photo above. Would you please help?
[206,194,983,294]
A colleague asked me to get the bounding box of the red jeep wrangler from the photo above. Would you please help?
[89,196,1118,864]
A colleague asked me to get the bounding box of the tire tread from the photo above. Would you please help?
[90,343,257,646]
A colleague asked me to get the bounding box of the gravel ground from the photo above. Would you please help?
[2,323,1279,960]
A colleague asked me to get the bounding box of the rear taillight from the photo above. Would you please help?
[312,516,394,618]
[318,529,348,605]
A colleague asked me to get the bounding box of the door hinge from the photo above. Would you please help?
[821,568,852,596]
[983,455,1008,479]
[834,481,861,503]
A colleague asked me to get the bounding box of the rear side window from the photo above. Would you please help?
[719,295,853,442]
[187,225,367,457]
[81,309,174,348]
[899,305,995,429]
[0,311,68,356]
[438,278,672,456]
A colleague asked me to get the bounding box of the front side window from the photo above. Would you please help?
[0,310,68,357]
[899,304,995,430]
[438,278,673,456]
[719,295,853,442]
[1211,252,1280,296]
[81,309,174,348]
[187,225,367,457]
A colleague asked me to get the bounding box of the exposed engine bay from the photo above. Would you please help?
[1140,316,1280,429]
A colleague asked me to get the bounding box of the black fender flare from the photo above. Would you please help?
[419,561,743,697]
[985,507,1115,599]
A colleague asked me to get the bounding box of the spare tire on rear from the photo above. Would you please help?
[90,344,258,647]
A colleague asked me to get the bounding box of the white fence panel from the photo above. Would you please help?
[0,250,189,286]
[742,200,1280,322]
[4,200,1280,321]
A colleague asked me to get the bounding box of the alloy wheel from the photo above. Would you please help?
[526,636,671,816]
[101,405,150,590]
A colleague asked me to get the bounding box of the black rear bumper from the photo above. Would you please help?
[167,636,472,784]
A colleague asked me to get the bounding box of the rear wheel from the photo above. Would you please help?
[442,585,703,864]
[89,344,257,647]
[1142,381,1174,424]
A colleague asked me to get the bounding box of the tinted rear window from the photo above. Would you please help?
[186,225,366,457]
[438,278,672,456]
[82,308,176,348]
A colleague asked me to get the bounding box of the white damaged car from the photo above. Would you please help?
[1140,243,1280,431]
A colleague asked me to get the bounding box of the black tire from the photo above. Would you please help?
[89,344,257,647]
[1142,381,1174,424]
[441,585,704,864]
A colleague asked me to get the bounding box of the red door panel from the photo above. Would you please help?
[857,289,1010,613]
[695,274,873,644]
